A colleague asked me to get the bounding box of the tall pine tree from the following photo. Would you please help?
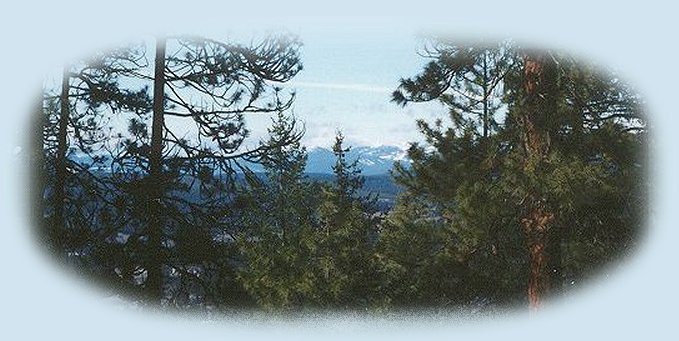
[392,38,646,310]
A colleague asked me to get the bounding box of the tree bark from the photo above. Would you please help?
[482,52,489,138]
[53,66,70,248]
[147,36,166,304]
[519,52,558,313]
[523,203,553,312]
[31,94,48,245]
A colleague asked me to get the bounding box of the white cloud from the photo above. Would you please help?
[287,81,393,94]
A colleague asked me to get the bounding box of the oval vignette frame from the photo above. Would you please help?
[19,17,652,334]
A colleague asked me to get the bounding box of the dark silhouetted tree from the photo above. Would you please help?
[115,34,304,304]
[39,45,151,260]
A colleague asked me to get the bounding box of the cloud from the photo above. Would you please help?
[287,81,393,94]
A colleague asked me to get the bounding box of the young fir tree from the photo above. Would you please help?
[235,112,321,310]
[375,192,465,308]
[315,132,380,309]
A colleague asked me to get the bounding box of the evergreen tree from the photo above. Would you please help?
[235,112,321,310]
[392,40,513,139]
[38,44,151,267]
[113,34,303,305]
[315,132,380,308]
[392,38,646,310]
[375,193,463,308]
[36,34,303,307]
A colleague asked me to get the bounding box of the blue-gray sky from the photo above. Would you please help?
[243,28,447,149]
[49,30,448,151]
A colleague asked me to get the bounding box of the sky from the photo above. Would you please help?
[2,2,678,341]
[277,28,445,148]
[170,29,448,150]
[44,29,448,151]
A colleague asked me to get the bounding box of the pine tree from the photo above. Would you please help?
[114,34,303,305]
[39,44,151,262]
[392,38,646,310]
[392,40,513,139]
[37,34,303,306]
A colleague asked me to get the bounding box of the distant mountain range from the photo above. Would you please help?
[310,145,410,175]
[244,145,410,175]
[70,145,411,176]
[67,145,408,211]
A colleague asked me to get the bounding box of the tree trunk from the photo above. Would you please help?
[147,36,166,304]
[53,66,70,249]
[482,52,489,138]
[523,203,553,312]
[31,95,48,245]
[519,52,558,313]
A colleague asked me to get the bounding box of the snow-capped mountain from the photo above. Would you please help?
[67,145,411,176]
[304,145,409,175]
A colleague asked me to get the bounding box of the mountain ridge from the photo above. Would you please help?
[68,145,411,176]
[283,145,409,175]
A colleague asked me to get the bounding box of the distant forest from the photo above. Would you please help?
[30,35,646,313]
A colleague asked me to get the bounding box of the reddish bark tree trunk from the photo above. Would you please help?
[523,203,554,312]
[519,52,558,313]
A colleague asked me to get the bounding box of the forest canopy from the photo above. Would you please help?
[30,35,646,314]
